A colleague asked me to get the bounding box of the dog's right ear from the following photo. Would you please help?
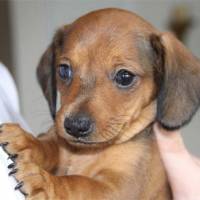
[37,27,67,119]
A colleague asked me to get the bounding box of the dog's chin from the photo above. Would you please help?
[59,130,118,148]
[68,137,117,149]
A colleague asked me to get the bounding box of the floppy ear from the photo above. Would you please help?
[37,28,65,119]
[150,32,200,130]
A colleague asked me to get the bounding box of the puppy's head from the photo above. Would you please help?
[37,8,200,146]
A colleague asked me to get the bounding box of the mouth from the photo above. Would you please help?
[68,137,117,148]
[68,122,128,147]
[56,113,129,147]
[72,137,115,145]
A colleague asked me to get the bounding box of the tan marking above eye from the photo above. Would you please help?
[58,57,71,66]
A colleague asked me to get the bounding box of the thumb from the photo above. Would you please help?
[153,123,188,155]
[154,123,200,199]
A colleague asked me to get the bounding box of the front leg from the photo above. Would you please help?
[14,162,129,200]
[0,123,59,171]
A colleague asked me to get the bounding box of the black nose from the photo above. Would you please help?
[64,113,93,138]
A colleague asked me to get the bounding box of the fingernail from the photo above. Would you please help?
[8,163,15,169]
[15,182,24,190]
[9,168,18,176]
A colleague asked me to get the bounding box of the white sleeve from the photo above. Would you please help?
[0,63,31,132]
[0,63,29,200]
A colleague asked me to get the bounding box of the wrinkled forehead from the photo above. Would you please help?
[65,32,135,62]
[59,11,155,73]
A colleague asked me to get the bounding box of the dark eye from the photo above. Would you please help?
[114,69,136,88]
[58,64,73,82]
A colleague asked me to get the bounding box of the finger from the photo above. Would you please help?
[153,123,188,155]
[154,123,200,198]
[153,123,193,169]
[154,123,200,167]
[192,156,200,166]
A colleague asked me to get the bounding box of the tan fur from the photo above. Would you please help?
[1,8,200,199]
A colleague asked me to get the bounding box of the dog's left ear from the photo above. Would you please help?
[37,27,65,119]
[150,32,200,130]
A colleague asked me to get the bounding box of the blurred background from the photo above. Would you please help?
[0,0,200,155]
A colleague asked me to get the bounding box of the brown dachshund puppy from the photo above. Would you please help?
[1,8,200,200]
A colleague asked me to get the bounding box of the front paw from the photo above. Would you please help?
[0,123,41,163]
[12,162,53,199]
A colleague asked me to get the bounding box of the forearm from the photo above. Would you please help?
[49,174,117,200]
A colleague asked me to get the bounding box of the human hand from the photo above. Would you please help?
[154,123,200,200]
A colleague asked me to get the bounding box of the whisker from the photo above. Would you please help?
[100,113,129,141]
[104,129,116,139]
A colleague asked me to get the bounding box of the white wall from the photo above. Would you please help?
[9,0,200,155]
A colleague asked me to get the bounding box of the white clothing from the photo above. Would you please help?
[0,63,27,200]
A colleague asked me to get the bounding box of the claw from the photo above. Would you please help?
[0,142,9,146]
[8,163,15,169]
[8,154,18,161]
[1,142,9,154]
[15,181,24,190]
[8,168,18,176]
[19,189,28,197]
